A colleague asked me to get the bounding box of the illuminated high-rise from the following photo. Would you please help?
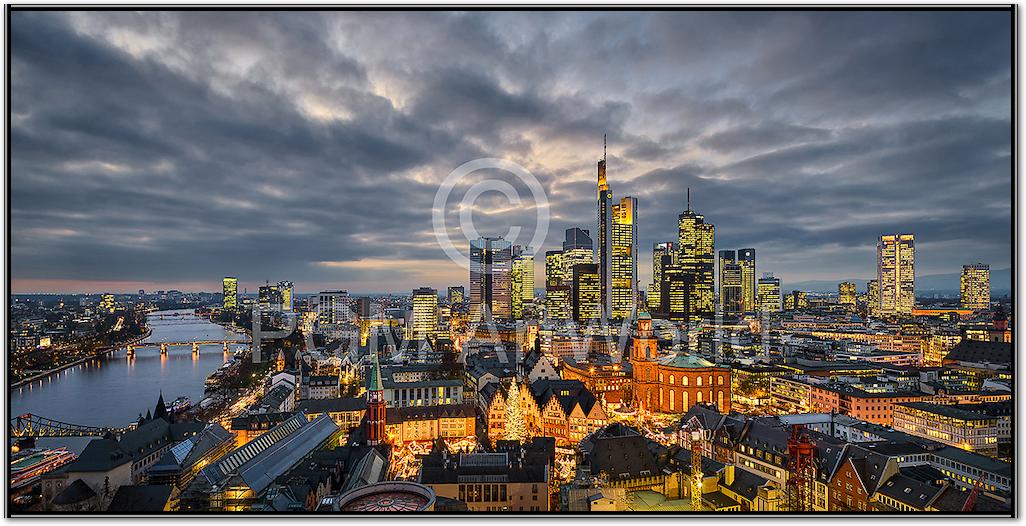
[511,250,535,320]
[571,263,601,324]
[316,290,351,325]
[866,279,879,317]
[545,250,569,321]
[222,277,238,310]
[784,290,807,311]
[659,260,690,322]
[447,286,465,305]
[596,142,613,318]
[99,293,115,314]
[838,282,856,310]
[278,280,294,312]
[718,250,742,316]
[470,237,512,320]
[678,190,715,322]
[757,273,781,313]
[610,196,638,319]
[877,234,915,316]
[738,248,756,312]
[562,228,594,280]
[411,287,438,340]
[258,283,281,311]
[960,263,990,311]
[648,242,674,311]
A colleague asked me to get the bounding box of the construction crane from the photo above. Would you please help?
[786,424,816,512]
[962,474,987,512]
[682,416,705,512]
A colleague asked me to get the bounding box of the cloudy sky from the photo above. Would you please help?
[11,10,1012,294]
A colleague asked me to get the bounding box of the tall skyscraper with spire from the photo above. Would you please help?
[678,189,715,322]
[595,136,638,319]
[596,135,613,318]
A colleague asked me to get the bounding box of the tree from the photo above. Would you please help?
[504,378,525,442]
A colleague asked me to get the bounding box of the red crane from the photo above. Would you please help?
[962,474,987,512]
[786,424,816,512]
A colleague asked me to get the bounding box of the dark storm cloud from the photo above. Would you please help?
[9,10,1012,292]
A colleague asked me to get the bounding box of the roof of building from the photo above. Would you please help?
[896,402,997,422]
[149,423,233,475]
[876,473,945,510]
[945,339,1012,365]
[52,479,97,506]
[385,403,475,425]
[657,352,715,369]
[107,484,173,512]
[230,411,295,431]
[529,378,599,416]
[296,397,367,414]
[579,423,662,479]
[930,446,1012,478]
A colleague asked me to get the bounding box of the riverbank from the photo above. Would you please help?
[10,327,153,390]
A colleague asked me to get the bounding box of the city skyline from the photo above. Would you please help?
[11,11,1012,294]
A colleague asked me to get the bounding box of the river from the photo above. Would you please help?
[10,309,249,439]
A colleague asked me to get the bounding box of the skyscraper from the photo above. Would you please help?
[447,286,465,305]
[278,280,294,312]
[571,263,601,324]
[470,237,512,320]
[757,273,781,313]
[784,290,807,311]
[877,234,915,316]
[678,190,715,323]
[738,248,756,312]
[596,138,613,318]
[659,259,690,322]
[411,287,438,340]
[99,293,115,314]
[222,277,238,310]
[866,279,879,317]
[960,263,990,311]
[545,250,569,321]
[719,250,743,316]
[610,196,638,319]
[838,281,857,310]
[511,250,535,319]
[562,228,594,278]
[648,242,674,312]
[258,283,281,311]
[316,290,351,326]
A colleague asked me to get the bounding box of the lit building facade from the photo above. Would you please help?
[222,277,238,310]
[316,290,351,326]
[99,293,115,314]
[511,252,534,320]
[866,279,879,317]
[596,151,613,318]
[678,193,715,322]
[960,263,990,311]
[648,242,674,311]
[877,233,915,316]
[470,237,513,321]
[838,281,856,310]
[610,196,638,319]
[571,263,601,324]
[278,281,294,312]
[757,274,781,313]
[738,248,756,312]
[893,402,998,456]
[447,286,465,305]
[411,287,439,340]
[719,250,743,316]
[630,313,731,413]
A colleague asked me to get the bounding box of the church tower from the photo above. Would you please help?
[365,351,387,446]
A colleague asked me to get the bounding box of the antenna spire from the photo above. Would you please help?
[687,187,691,211]
[603,133,607,163]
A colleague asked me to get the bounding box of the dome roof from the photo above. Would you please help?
[657,352,715,369]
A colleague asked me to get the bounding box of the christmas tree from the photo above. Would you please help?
[504,377,525,442]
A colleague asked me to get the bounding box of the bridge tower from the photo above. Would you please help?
[192,342,200,354]
[223,342,230,353]
[160,343,168,355]
[126,345,135,357]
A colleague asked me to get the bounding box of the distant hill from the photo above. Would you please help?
[785,267,1011,295]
